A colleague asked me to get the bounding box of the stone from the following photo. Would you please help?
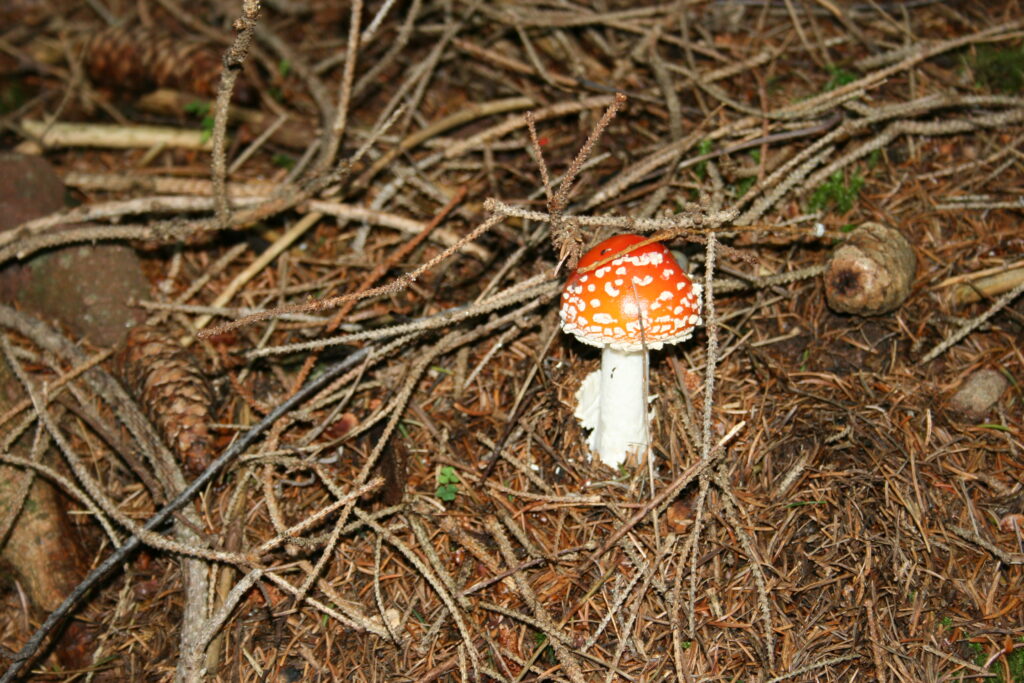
[0,153,149,346]
[949,368,1009,418]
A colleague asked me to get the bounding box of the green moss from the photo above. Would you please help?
[694,138,714,179]
[823,65,858,91]
[964,640,1024,683]
[733,176,756,198]
[968,43,1024,93]
[867,148,882,169]
[1009,641,1024,683]
[969,641,986,667]
[0,78,29,116]
[808,170,864,214]
[532,632,556,663]
[272,153,296,169]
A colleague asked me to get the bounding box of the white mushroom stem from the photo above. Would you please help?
[574,346,650,468]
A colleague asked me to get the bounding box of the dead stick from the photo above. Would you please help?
[582,422,745,569]
[0,343,374,683]
[286,186,468,395]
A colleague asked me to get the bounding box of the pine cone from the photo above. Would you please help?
[118,325,214,475]
[84,26,254,104]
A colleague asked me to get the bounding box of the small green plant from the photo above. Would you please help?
[867,148,882,169]
[808,170,864,213]
[435,465,460,502]
[940,615,953,630]
[823,64,858,92]
[1009,639,1024,682]
[962,639,1024,683]
[532,632,556,664]
[968,44,1024,93]
[0,78,29,116]
[278,59,292,78]
[733,176,756,198]
[694,138,714,179]
[271,153,296,169]
[728,149,760,198]
[183,100,215,143]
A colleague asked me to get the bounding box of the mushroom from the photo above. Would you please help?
[559,235,702,468]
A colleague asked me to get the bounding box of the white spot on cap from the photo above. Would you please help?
[622,301,639,317]
[604,282,620,297]
[593,312,614,325]
[623,251,665,267]
[595,266,611,278]
[590,298,601,308]
[587,283,596,292]
[615,266,627,275]
[658,290,673,301]
[632,275,653,286]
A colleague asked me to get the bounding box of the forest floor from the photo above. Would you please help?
[0,0,1023,681]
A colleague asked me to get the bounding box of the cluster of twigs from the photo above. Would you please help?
[1,1,1023,681]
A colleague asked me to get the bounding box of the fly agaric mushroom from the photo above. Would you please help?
[559,234,702,467]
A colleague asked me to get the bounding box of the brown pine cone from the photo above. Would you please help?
[824,222,916,316]
[84,26,254,103]
[118,325,214,475]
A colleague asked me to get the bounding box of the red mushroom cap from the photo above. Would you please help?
[559,234,702,351]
